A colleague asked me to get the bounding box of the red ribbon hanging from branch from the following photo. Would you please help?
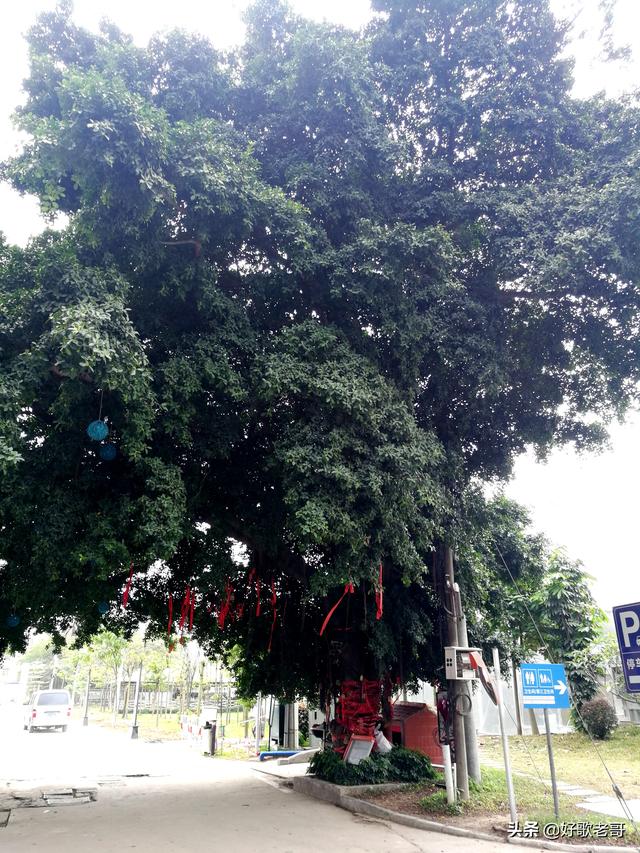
[255,577,262,617]
[167,595,174,637]
[218,580,233,630]
[375,563,384,620]
[267,579,278,653]
[122,563,134,608]
[178,586,192,632]
[319,582,355,636]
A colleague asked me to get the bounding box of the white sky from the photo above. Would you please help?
[1,0,639,611]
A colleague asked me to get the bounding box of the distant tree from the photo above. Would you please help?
[533,549,606,718]
[457,495,605,730]
[88,629,128,714]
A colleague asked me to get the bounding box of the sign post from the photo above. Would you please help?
[492,647,517,824]
[521,662,570,820]
[543,708,560,818]
[613,602,640,693]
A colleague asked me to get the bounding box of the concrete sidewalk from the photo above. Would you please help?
[3,757,526,853]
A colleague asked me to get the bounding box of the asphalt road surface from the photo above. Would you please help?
[0,704,540,853]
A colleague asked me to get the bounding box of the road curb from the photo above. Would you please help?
[293,776,637,852]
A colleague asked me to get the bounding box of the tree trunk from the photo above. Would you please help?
[528,708,540,735]
[121,679,131,719]
[112,675,121,726]
[196,660,205,716]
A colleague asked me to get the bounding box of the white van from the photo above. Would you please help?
[23,690,71,732]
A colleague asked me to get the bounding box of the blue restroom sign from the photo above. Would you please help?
[520,662,570,709]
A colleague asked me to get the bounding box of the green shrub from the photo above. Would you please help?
[387,746,436,783]
[580,698,618,740]
[309,748,358,784]
[308,745,436,785]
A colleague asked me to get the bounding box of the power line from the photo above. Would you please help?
[493,539,640,836]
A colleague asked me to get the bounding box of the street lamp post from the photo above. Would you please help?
[82,667,92,727]
[131,659,143,739]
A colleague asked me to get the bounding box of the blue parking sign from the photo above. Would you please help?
[521,662,570,709]
[613,601,640,693]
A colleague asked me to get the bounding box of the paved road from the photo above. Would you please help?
[0,705,536,853]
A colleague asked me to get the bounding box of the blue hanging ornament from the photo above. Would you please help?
[6,614,20,628]
[87,420,109,441]
[97,601,109,615]
[99,443,117,462]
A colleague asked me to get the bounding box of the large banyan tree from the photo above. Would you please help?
[1,0,639,707]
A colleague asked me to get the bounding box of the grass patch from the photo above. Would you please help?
[89,710,182,741]
[418,767,638,844]
[480,726,640,799]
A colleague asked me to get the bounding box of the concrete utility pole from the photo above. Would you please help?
[285,702,299,750]
[445,546,469,801]
[454,586,481,783]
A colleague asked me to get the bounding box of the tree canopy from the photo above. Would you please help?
[1,0,639,699]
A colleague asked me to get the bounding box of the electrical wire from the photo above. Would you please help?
[500,702,547,789]
[493,539,640,836]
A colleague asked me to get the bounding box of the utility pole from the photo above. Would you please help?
[454,586,481,783]
[445,546,469,801]
[285,701,299,750]
[82,667,91,727]
[131,659,143,739]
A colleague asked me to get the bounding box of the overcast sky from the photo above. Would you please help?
[1,0,639,611]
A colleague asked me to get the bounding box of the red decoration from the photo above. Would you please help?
[122,563,134,607]
[319,582,355,636]
[333,679,382,754]
[375,563,384,620]
[218,580,233,629]
[255,577,261,617]
[178,586,192,632]
[167,595,174,637]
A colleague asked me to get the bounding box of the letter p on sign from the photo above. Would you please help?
[613,602,640,693]
[620,610,640,648]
